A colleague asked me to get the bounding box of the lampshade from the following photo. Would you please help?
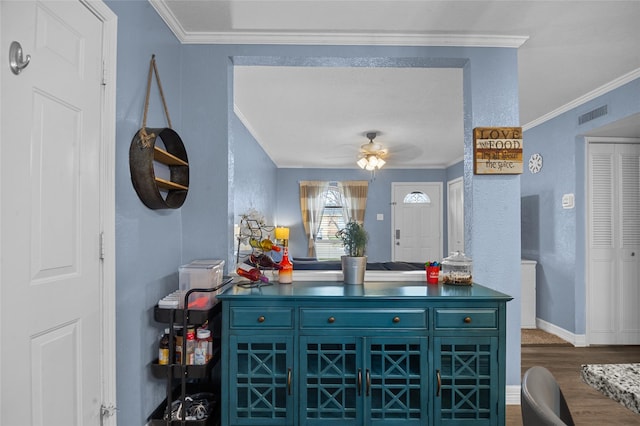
[275,227,290,240]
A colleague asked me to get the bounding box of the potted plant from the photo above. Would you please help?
[336,220,369,284]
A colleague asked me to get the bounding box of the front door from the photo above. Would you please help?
[1,1,115,424]
[392,182,442,262]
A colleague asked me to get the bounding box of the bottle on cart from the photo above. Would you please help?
[195,328,211,365]
[158,328,171,365]
[174,325,184,364]
[186,326,196,365]
[236,263,269,283]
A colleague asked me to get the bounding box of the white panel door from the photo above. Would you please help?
[392,182,442,262]
[587,142,640,345]
[1,2,106,424]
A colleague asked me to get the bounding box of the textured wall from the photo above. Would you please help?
[107,1,183,423]
[522,78,640,335]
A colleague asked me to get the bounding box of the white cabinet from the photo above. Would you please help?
[521,260,537,328]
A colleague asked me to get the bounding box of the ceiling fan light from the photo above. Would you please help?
[356,132,386,173]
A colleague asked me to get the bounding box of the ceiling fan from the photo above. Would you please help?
[357,132,388,171]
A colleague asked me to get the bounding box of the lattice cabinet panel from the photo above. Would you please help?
[229,335,294,425]
[367,338,427,422]
[300,337,360,424]
[434,336,498,425]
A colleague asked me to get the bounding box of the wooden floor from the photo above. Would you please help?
[506,345,640,425]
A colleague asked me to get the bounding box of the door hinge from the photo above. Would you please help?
[99,232,105,260]
[100,403,116,418]
[101,60,108,86]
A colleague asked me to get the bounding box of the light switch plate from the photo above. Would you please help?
[377,213,384,221]
[562,193,574,209]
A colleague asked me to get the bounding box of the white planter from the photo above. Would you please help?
[341,256,367,285]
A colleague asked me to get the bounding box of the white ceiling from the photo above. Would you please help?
[152,0,640,168]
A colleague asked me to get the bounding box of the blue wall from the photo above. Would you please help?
[275,166,462,262]
[522,78,640,335]
[232,115,278,225]
[107,1,522,421]
[107,1,183,423]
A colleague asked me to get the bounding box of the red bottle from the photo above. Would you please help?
[278,247,293,284]
[236,262,269,282]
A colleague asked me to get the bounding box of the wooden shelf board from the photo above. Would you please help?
[155,177,188,191]
[154,146,188,166]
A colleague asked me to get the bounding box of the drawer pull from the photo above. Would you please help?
[258,316,265,323]
[357,369,362,396]
[464,316,472,324]
[436,369,441,397]
[393,316,400,323]
[328,316,335,323]
[287,368,292,395]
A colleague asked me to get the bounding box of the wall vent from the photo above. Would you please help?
[578,105,608,125]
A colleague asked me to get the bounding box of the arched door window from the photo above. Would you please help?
[403,191,431,204]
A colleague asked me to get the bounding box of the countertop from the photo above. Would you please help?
[217,280,512,302]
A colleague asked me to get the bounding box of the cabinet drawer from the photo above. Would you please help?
[300,309,427,329]
[230,307,293,328]
[435,309,497,329]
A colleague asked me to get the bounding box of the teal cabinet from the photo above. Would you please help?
[219,281,511,426]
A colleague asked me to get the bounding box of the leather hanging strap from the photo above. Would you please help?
[139,54,172,148]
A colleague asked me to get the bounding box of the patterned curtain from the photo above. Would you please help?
[340,181,368,223]
[299,181,329,258]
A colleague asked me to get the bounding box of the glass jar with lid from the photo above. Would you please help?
[441,251,473,285]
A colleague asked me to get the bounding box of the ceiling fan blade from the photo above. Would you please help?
[382,144,423,162]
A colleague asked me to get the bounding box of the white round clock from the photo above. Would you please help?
[528,153,543,174]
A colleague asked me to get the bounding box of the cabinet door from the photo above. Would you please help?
[228,335,294,425]
[300,336,429,426]
[434,336,498,425]
[366,337,429,425]
[299,336,361,425]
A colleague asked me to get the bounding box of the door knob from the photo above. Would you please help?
[9,41,31,75]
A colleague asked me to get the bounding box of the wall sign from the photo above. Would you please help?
[473,127,523,175]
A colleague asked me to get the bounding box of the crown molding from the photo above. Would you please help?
[149,0,527,48]
[180,31,528,48]
[523,67,640,131]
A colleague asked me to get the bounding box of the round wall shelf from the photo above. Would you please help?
[129,127,189,209]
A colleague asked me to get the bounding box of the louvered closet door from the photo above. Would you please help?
[588,142,640,345]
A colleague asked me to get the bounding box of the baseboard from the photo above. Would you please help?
[506,385,521,405]
[536,318,587,347]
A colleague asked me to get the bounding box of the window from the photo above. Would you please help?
[315,183,348,260]
[403,191,431,204]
